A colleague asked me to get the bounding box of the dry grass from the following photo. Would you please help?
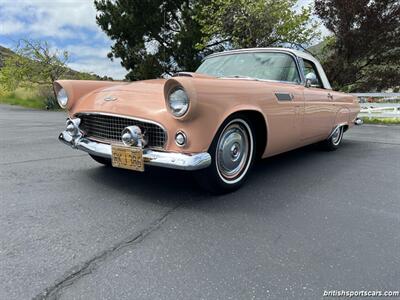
[361,117,400,125]
[0,87,46,109]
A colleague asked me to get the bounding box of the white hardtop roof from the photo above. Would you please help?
[204,47,332,89]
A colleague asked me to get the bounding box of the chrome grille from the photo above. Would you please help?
[78,113,167,148]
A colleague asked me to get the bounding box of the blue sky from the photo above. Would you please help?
[0,0,324,80]
[0,0,126,79]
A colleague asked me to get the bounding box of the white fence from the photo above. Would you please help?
[351,93,400,119]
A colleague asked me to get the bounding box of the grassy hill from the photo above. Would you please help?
[0,44,111,109]
[0,45,14,68]
[0,45,106,79]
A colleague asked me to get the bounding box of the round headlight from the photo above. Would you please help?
[167,87,189,117]
[57,88,68,108]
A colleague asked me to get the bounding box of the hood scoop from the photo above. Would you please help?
[172,72,214,79]
[172,72,194,77]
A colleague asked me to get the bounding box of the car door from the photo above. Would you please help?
[261,54,305,157]
[300,58,336,141]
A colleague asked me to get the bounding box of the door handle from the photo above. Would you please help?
[327,93,334,100]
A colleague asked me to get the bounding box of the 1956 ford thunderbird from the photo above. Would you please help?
[56,48,360,193]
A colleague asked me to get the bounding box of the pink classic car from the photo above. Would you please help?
[56,48,360,193]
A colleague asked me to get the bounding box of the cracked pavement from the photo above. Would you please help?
[1,104,400,299]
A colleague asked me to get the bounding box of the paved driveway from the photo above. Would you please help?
[0,104,399,299]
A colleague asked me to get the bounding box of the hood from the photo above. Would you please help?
[70,79,168,119]
[62,73,282,121]
[69,74,216,120]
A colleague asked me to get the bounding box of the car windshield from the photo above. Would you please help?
[196,52,301,83]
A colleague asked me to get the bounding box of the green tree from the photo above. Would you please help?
[197,0,319,50]
[314,0,400,92]
[0,39,69,92]
[0,39,70,108]
[94,0,318,80]
[94,0,207,80]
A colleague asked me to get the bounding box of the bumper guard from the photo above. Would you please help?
[59,131,211,171]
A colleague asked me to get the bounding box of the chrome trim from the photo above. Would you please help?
[76,112,168,149]
[76,112,168,135]
[219,77,300,86]
[327,123,347,140]
[66,118,81,137]
[331,127,342,146]
[122,125,145,147]
[172,72,193,77]
[355,118,363,125]
[175,130,187,147]
[215,119,253,184]
[59,131,211,171]
[166,86,190,119]
[104,96,118,101]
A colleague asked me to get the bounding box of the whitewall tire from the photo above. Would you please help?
[323,126,344,150]
[195,116,256,194]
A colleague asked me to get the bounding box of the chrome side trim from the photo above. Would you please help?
[75,111,168,149]
[219,77,300,86]
[59,131,211,171]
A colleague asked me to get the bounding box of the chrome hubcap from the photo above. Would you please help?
[216,122,250,181]
[331,127,342,145]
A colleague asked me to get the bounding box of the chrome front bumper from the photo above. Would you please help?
[59,131,211,171]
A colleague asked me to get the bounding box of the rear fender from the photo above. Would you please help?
[334,107,350,129]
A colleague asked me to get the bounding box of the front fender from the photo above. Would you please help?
[167,103,268,154]
[54,80,126,111]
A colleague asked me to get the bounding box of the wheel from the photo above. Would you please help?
[89,154,112,166]
[195,116,256,194]
[322,126,344,151]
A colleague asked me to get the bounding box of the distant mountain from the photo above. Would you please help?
[308,42,324,56]
[307,39,334,62]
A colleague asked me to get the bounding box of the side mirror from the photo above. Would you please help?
[305,72,318,88]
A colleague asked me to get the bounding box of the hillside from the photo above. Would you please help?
[0,44,110,109]
[307,39,334,62]
[0,45,106,80]
[0,45,14,67]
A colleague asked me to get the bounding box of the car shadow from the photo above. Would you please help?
[84,163,206,206]
[84,140,363,212]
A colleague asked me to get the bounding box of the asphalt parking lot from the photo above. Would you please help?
[1,104,399,300]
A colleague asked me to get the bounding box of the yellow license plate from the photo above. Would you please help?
[111,144,144,172]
